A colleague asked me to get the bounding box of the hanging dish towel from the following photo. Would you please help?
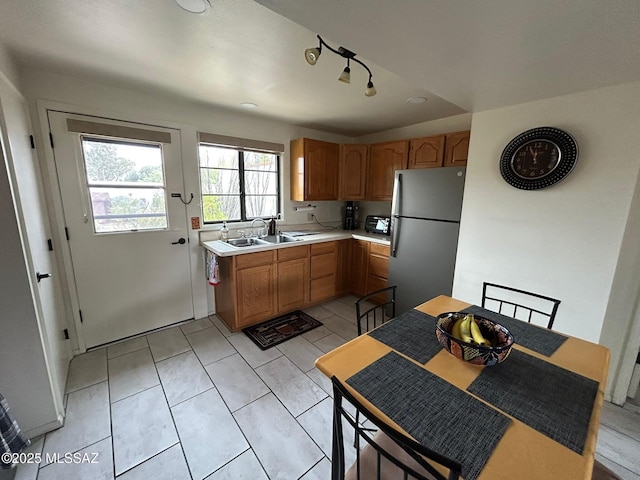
[1,392,31,469]
[206,250,220,286]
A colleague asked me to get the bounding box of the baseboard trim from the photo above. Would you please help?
[23,415,63,440]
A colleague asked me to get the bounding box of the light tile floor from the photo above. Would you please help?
[11,296,363,480]
[4,295,640,480]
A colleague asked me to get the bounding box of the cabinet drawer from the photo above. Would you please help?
[311,252,337,279]
[311,241,337,256]
[369,243,390,257]
[235,250,275,269]
[277,245,309,262]
[310,275,336,303]
[368,254,389,279]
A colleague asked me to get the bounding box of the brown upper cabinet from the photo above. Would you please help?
[367,140,409,201]
[290,138,339,201]
[408,135,445,169]
[444,130,470,167]
[339,144,368,200]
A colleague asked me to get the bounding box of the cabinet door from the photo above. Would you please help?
[305,139,339,200]
[335,239,351,296]
[236,264,275,327]
[349,240,370,297]
[366,243,390,303]
[409,136,445,169]
[340,144,368,200]
[367,141,409,200]
[277,258,309,313]
[444,131,470,167]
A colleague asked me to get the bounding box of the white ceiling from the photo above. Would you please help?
[0,0,638,137]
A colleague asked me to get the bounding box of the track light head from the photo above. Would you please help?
[304,47,321,65]
[338,66,351,84]
[365,80,377,97]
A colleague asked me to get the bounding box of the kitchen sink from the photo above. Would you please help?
[227,237,271,248]
[259,234,300,244]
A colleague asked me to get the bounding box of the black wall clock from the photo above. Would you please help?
[500,126,578,190]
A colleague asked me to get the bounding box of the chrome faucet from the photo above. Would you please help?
[250,217,267,238]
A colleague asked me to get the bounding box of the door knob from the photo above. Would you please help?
[36,272,51,283]
[172,238,187,245]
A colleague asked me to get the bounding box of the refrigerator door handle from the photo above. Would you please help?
[390,216,400,257]
[390,172,402,257]
[391,172,402,218]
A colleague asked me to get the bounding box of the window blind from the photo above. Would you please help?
[198,132,284,154]
[66,119,172,144]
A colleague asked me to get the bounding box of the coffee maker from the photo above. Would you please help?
[343,201,359,230]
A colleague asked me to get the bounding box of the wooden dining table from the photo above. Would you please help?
[315,295,610,480]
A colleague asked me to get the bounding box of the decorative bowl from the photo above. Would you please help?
[435,312,514,366]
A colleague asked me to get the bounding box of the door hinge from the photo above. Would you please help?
[29,135,35,149]
[65,227,70,241]
[79,310,83,323]
[49,132,54,148]
[63,329,69,340]
[47,238,53,251]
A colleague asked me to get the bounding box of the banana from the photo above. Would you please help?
[458,315,474,344]
[469,317,490,346]
[451,317,464,340]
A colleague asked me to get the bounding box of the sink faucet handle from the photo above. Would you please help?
[238,230,245,238]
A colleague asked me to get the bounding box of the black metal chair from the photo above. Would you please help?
[482,282,561,329]
[331,376,462,480]
[355,285,397,336]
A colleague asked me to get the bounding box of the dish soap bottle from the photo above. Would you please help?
[220,221,229,242]
[268,216,276,236]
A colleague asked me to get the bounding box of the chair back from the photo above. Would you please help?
[355,286,397,336]
[482,282,561,329]
[331,376,461,480]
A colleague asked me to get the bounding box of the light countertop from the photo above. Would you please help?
[202,229,390,257]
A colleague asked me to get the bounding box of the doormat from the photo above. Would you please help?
[243,311,322,350]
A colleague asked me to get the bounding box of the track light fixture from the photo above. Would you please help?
[304,35,376,97]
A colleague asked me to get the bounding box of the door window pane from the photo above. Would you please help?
[81,137,168,233]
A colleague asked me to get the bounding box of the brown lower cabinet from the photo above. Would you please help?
[310,242,337,303]
[366,243,391,303]
[214,239,388,331]
[349,239,370,297]
[277,246,310,313]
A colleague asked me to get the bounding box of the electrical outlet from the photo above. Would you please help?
[307,213,314,221]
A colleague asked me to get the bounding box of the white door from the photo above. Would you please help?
[0,83,71,410]
[48,111,194,348]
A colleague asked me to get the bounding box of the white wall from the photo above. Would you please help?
[453,82,640,398]
[0,42,21,92]
[20,68,353,325]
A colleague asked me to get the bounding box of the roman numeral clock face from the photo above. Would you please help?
[500,127,578,190]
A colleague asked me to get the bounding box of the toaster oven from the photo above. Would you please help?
[364,215,391,235]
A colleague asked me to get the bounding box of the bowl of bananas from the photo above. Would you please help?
[435,312,514,366]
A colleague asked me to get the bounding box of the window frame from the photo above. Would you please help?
[198,143,281,225]
[80,135,170,234]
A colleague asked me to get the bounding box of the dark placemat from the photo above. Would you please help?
[467,349,598,454]
[367,309,442,364]
[347,351,510,480]
[460,305,568,356]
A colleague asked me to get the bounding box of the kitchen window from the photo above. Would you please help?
[199,142,281,224]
